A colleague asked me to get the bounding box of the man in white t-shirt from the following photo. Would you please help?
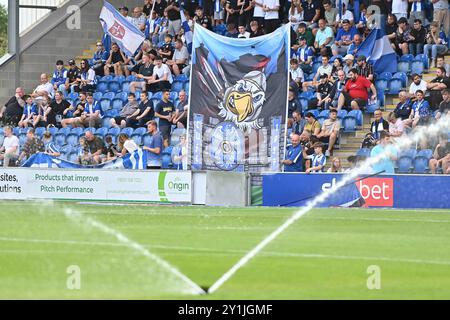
[148,56,173,92]
[262,0,280,34]
[0,126,20,167]
[392,0,408,20]
[409,74,428,98]
[31,73,55,103]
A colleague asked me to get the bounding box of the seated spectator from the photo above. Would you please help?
[314,19,334,56]
[289,59,304,88]
[129,6,147,28]
[77,92,103,128]
[0,87,25,126]
[74,59,96,93]
[84,131,105,164]
[302,55,332,91]
[61,92,86,128]
[409,74,427,98]
[155,90,175,147]
[111,93,140,128]
[18,95,38,128]
[322,0,337,31]
[429,134,450,174]
[316,108,340,157]
[409,90,431,128]
[385,14,398,52]
[346,34,362,56]
[31,73,55,104]
[315,74,333,109]
[426,67,450,110]
[436,89,450,120]
[249,20,264,37]
[148,56,173,92]
[171,134,188,170]
[329,70,346,108]
[104,135,119,161]
[304,142,326,173]
[370,130,397,174]
[424,22,448,68]
[152,11,169,45]
[45,91,71,128]
[129,53,154,94]
[287,89,301,120]
[33,96,51,128]
[388,111,404,138]
[237,24,251,39]
[355,55,374,82]
[158,34,175,61]
[172,90,188,128]
[51,60,68,94]
[393,90,413,121]
[63,59,81,96]
[343,54,355,77]
[77,136,95,166]
[296,22,314,48]
[17,128,44,165]
[301,0,320,29]
[436,55,450,77]
[302,112,321,136]
[395,17,411,55]
[0,126,20,167]
[91,42,109,76]
[225,23,239,38]
[293,37,313,74]
[327,156,344,172]
[117,133,139,157]
[143,120,163,169]
[408,19,426,56]
[166,39,189,76]
[337,68,377,111]
[282,133,303,172]
[330,57,344,81]
[370,109,389,141]
[42,131,60,157]
[331,19,357,56]
[335,2,354,28]
[131,91,154,128]
[104,43,129,76]
[291,110,306,135]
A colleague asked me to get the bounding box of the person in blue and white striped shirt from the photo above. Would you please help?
[304,142,326,173]
[42,132,61,157]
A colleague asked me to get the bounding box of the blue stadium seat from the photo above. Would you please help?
[83,127,96,134]
[126,75,137,82]
[121,81,130,93]
[131,134,143,146]
[342,114,357,132]
[108,81,121,93]
[317,110,329,125]
[307,109,319,118]
[113,75,126,84]
[46,126,57,137]
[70,127,83,136]
[392,72,408,87]
[397,156,413,173]
[35,127,46,138]
[68,152,78,163]
[366,100,381,114]
[111,99,124,110]
[66,133,79,146]
[416,149,433,159]
[414,54,428,69]
[377,72,392,81]
[57,127,71,136]
[54,133,66,146]
[171,81,184,92]
[96,82,108,93]
[133,127,147,136]
[19,127,29,135]
[169,91,178,101]
[100,98,111,112]
[0,134,4,146]
[184,82,190,92]
[413,156,429,173]
[121,127,134,136]
[356,147,371,158]
[108,127,120,136]
[115,91,129,103]
[100,75,113,82]
[103,92,115,100]
[298,98,309,112]
[397,61,410,74]
[67,92,79,101]
[347,109,363,126]
[399,54,414,62]
[388,79,403,94]
[105,109,119,117]
[12,127,20,136]
[96,127,108,136]
[174,74,189,82]
[312,62,321,74]
[0,127,3,135]
[93,92,103,101]
[375,79,388,93]
[410,61,424,75]
[153,91,163,100]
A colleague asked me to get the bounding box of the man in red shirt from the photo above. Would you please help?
[337,68,377,111]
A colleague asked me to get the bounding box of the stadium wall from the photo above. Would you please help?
[262,173,450,209]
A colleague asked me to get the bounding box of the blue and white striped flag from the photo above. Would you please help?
[180,8,193,54]
[356,27,398,74]
[99,0,145,56]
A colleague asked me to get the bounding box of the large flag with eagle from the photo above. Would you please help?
[99,1,145,56]
[188,24,290,172]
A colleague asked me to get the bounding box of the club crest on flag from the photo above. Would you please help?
[108,21,126,39]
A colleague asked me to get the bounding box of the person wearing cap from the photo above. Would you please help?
[335,2,354,28]
[294,36,313,74]
[194,6,212,30]
[296,23,314,48]
[91,42,109,76]
[346,33,362,56]
[337,68,377,112]
[355,55,374,82]
[331,19,358,56]
[63,59,80,96]
[303,142,326,173]
[51,60,68,93]
[370,130,397,174]
[343,54,355,77]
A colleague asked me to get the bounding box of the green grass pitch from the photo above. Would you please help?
[0,201,449,299]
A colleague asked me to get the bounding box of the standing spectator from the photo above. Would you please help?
[282,133,303,172]
[143,0,153,17]
[337,68,377,111]
[392,0,408,20]
[31,73,55,103]
[143,120,163,169]
[166,0,182,36]
[111,93,140,128]
[84,131,105,164]
[51,60,68,94]
[172,90,188,128]
[426,67,450,110]
[332,20,358,56]
[194,6,212,29]
[432,0,450,36]
[409,0,425,25]
[64,59,81,96]
[262,0,280,34]
[134,92,154,128]
[395,17,411,55]
[429,134,450,174]
[410,90,431,128]
[370,109,389,141]
[0,126,20,167]
[172,135,188,170]
[226,0,240,27]
[370,131,398,174]
[304,142,326,173]
[436,89,450,120]
[301,0,320,29]
[335,3,354,27]
[316,108,340,157]
[252,0,265,29]
[388,111,405,138]
[91,42,109,76]
[292,110,306,135]
[18,95,38,128]
[424,22,448,68]
[166,39,189,76]
[155,90,175,147]
[394,90,413,120]
[0,87,25,126]
[148,56,173,92]
[322,0,337,30]
[288,0,304,30]
[327,157,344,172]
[302,112,321,136]
[408,19,426,56]
[314,19,334,55]
[17,128,44,165]
[409,74,428,97]
[355,55,374,82]
[117,134,139,156]
[104,43,128,76]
